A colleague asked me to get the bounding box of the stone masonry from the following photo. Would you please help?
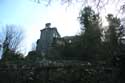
[36,23,60,55]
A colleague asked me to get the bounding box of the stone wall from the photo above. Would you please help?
[0,62,118,83]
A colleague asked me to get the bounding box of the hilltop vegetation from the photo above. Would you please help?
[0,6,125,83]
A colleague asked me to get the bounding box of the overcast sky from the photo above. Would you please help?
[0,0,123,55]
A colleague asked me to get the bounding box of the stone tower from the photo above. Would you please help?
[36,23,60,55]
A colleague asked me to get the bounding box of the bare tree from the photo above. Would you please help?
[34,0,109,7]
[31,42,36,51]
[0,25,24,58]
[34,0,125,13]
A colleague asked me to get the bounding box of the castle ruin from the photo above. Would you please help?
[36,23,61,55]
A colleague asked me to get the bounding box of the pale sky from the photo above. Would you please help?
[0,0,123,55]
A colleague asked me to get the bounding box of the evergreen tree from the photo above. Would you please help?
[104,14,121,65]
[79,6,102,62]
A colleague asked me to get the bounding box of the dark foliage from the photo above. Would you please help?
[0,5,125,83]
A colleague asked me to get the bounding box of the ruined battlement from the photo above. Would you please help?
[36,23,61,55]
